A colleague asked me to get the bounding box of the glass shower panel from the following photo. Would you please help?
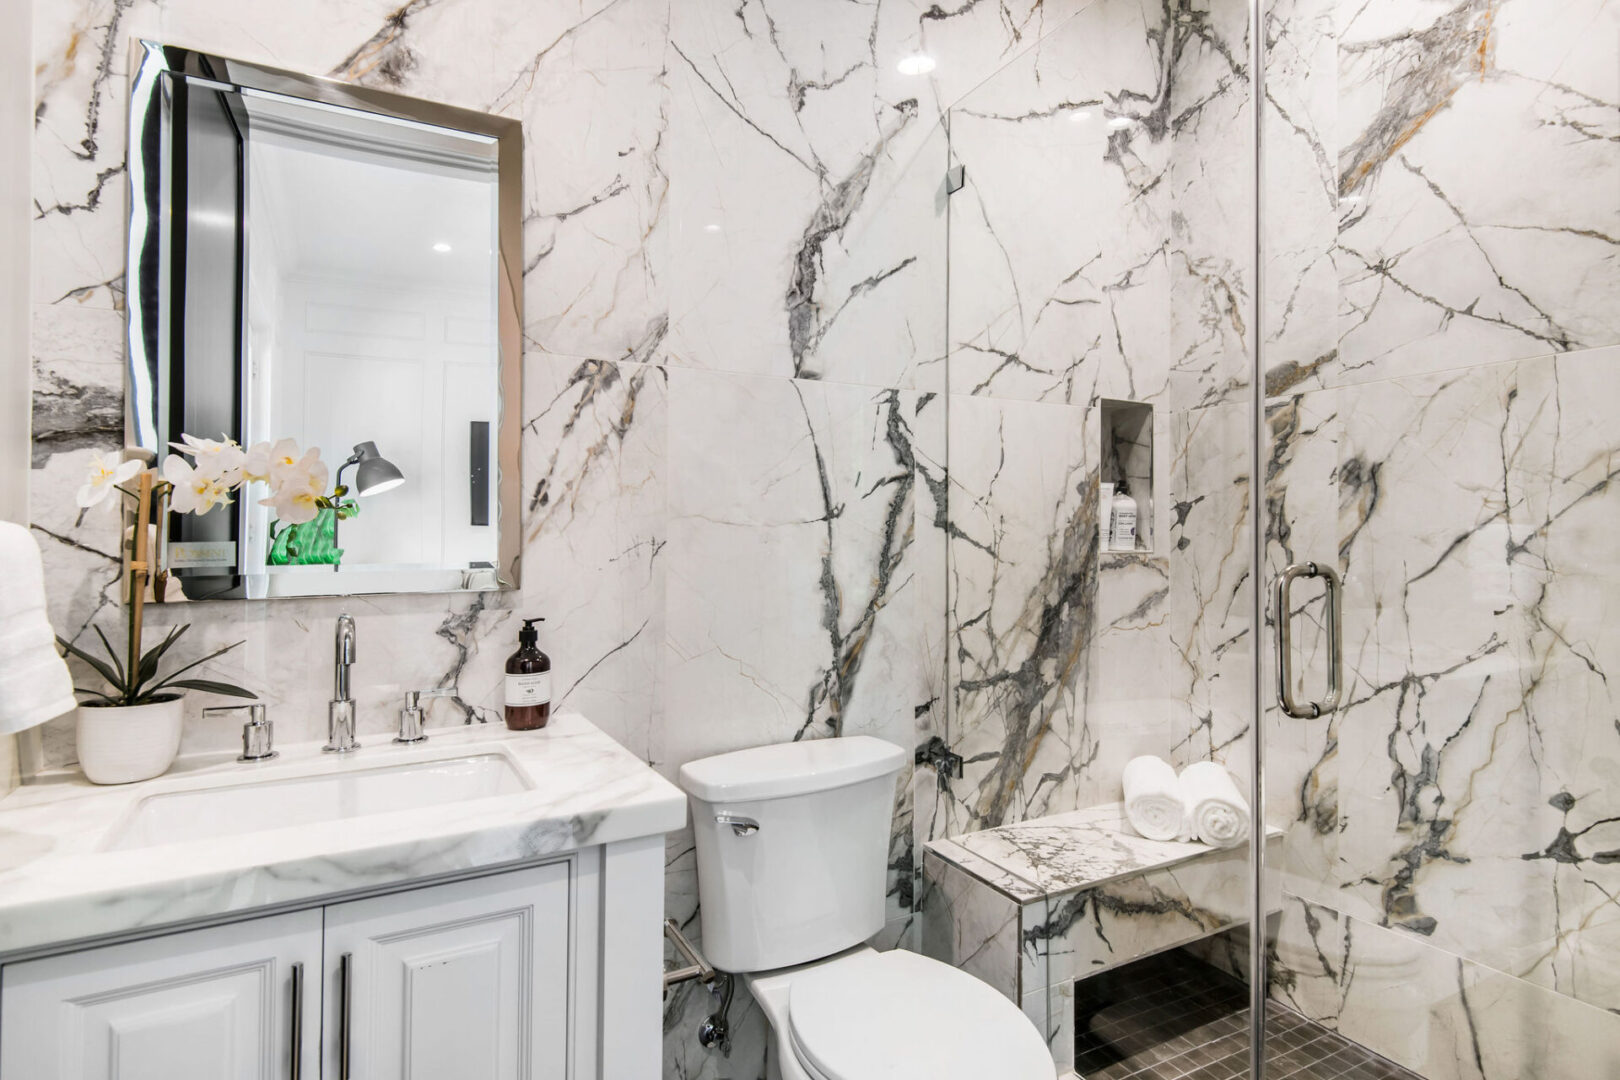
[1260,1,1620,1077]
[924,0,1261,1074]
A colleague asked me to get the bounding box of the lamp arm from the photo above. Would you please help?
[329,451,361,572]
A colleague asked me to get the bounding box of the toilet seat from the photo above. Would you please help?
[786,949,1055,1080]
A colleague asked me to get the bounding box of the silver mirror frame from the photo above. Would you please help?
[124,39,523,597]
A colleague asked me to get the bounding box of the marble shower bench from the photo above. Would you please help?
[921,803,1280,1075]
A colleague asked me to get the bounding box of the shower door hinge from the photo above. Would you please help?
[945,165,966,195]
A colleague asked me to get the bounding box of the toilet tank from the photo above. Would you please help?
[678,737,906,973]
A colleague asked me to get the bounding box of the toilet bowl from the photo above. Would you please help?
[747,946,1056,1080]
[678,737,1057,1080]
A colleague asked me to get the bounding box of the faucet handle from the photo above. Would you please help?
[203,703,276,763]
[397,687,458,744]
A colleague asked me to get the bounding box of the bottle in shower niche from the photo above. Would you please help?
[504,617,552,730]
[1109,481,1138,552]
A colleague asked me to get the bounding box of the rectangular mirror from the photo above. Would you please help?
[125,40,522,600]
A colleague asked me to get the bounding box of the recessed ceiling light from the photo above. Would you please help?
[1106,116,1134,130]
[897,54,937,76]
[1070,110,1094,123]
[432,242,452,253]
[703,224,723,233]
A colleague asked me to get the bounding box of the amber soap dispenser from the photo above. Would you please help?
[504,617,551,730]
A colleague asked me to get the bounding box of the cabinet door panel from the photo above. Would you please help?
[325,861,571,1080]
[0,910,321,1080]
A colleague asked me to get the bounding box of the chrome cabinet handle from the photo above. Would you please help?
[1275,562,1343,719]
[715,813,759,836]
[288,961,303,1080]
[338,952,353,1080]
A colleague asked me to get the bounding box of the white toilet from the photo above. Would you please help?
[679,737,1057,1080]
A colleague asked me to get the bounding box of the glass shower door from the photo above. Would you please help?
[933,0,1264,1076]
[1258,1,1620,1076]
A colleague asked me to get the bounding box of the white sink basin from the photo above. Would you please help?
[102,752,530,851]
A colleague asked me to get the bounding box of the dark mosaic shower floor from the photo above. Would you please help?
[1073,950,1423,1080]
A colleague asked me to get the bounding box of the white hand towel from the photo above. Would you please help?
[0,522,78,735]
[1122,755,1184,841]
[1179,761,1251,849]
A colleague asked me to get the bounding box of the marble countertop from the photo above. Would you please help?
[926,803,1280,903]
[0,712,686,958]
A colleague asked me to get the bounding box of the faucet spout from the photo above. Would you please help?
[325,614,360,753]
[334,613,356,701]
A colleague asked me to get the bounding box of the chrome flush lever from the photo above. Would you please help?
[715,813,760,836]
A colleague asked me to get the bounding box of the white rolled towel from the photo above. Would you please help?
[1179,761,1251,849]
[0,522,78,735]
[1122,755,1184,841]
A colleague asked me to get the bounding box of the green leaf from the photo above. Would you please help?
[91,625,126,686]
[147,639,246,695]
[57,636,127,695]
[161,679,258,699]
[132,625,187,697]
[71,686,119,704]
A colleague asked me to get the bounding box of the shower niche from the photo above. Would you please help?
[1100,399,1156,554]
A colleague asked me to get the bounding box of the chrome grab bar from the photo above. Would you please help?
[1275,561,1342,719]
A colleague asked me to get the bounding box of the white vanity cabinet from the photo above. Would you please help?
[323,862,571,1079]
[0,910,323,1080]
[0,850,664,1079]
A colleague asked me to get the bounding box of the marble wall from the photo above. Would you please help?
[22,1,1140,1076]
[1,0,30,797]
[930,0,1257,841]
[1261,0,1620,1075]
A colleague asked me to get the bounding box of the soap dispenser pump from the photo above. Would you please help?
[505,617,552,731]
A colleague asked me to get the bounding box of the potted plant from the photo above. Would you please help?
[59,435,326,784]
[59,624,254,784]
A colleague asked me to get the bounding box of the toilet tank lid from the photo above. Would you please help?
[678,737,906,803]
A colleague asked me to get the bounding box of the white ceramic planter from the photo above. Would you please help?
[75,695,185,785]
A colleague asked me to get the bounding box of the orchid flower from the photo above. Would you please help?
[163,455,233,515]
[170,433,246,486]
[75,453,144,509]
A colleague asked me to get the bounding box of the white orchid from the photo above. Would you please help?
[163,455,233,516]
[75,452,143,509]
[245,438,320,489]
[243,438,298,484]
[169,433,245,485]
[260,476,323,524]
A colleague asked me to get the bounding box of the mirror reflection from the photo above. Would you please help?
[125,42,521,600]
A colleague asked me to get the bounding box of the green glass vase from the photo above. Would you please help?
[267,506,347,566]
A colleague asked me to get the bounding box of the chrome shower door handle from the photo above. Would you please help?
[1275,562,1342,719]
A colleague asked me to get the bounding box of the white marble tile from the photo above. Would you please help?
[1023,978,1075,1074]
[1266,0,1620,395]
[944,0,1174,408]
[663,0,946,388]
[1271,895,1620,1080]
[0,714,686,956]
[921,849,1022,1001]
[945,394,1100,832]
[1262,344,1620,1032]
[1166,0,1257,413]
[1023,834,1277,990]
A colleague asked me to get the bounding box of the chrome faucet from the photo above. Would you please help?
[325,613,359,753]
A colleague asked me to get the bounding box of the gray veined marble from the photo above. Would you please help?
[0,714,686,957]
